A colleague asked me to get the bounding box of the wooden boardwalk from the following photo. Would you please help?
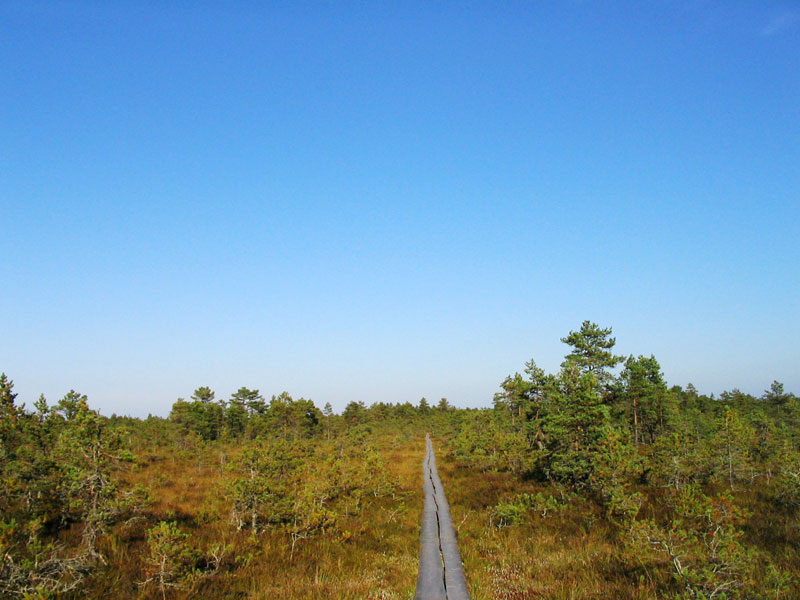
[414,435,470,600]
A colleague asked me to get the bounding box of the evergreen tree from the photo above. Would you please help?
[539,365,612,488]
[139,521,198,597]
[169,395,224,441]
[265,393,322,438]
[561,321,623,384]
[418,397,430,414]
[0,373,18,408]
[54,395,133,557]
[712,407,756,490]
[224,401,248,438]
[57,390,88,421]
[228,441,298,532]
[615,355,675,445]
[342,401,367,426]
[763,380,789,404]
[191,386,215,404]
[494,372,532,426]
[230,387,264,415]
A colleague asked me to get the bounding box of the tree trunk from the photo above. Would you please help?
[727,438,734,491]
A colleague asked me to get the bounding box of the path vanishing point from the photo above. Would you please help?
[414,434,470,600]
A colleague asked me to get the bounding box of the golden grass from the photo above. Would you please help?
[81,436,425,599]
[435,442,669,600]
[70,432,800,599]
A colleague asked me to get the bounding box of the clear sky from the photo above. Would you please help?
[1,1,798,417]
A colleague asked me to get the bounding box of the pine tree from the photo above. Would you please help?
[139,521,198,599]
[191,386,215,403]
[539,365,612,488]
[228,440,298,533]
[54,395,133,557]
[418,397,430,414]
[616,355,675,445]
[0,373,18,408]
[230,387,264,415]
[561,321,623,384]
[712,407,756,490]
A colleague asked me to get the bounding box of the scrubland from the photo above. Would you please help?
[3,322,800,598]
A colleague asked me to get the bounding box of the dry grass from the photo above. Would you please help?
[68,432,800,599]
[435,442,670,600]
[75,436,426,600]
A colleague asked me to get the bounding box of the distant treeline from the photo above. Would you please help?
[162,385,456,442]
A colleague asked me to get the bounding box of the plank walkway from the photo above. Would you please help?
[414,434,470,600]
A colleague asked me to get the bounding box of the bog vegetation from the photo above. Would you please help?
[2,321,799,599]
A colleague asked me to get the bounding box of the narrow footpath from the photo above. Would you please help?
[414,434,470,600]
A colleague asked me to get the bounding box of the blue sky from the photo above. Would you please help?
[1,1,798,417]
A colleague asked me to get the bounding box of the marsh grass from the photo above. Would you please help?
[58,433,800,599]
[435,439,800,600]
[437,442,672,600]
[69,437,423,599]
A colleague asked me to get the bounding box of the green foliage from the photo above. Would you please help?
[560,320,623,384]
[230,386,264,415]
[772,440,800,508]
[0,377,138,596]
[490,492,566,527]
[711,407,756,490]
[285,477,338,559]
[762,381,789,404]
[589,426,644,523]
[615,355,676,446]
[171,388,325,442]
[224,386,263,438]
[0,517,91,597]
[0,373,18,408]
[224,400,248,438]
[54,394,136,555]
[139,520,198,598]
[538,365,612,487]
[343,400,368,425]
[650,430,708,491]
[418,397,430,414]
[169,397,223,441]
[452,410,537,474]
[227,440,299,532]
[263,392,322,438]
[631,485,754,599]
[451,323,800,597]
[191,386,215,403]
